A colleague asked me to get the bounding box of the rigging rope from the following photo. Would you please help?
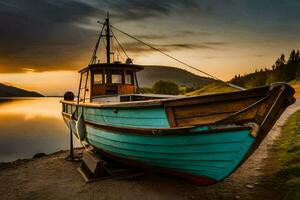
[110,25,245,91]
[111,29,129,59]
[96,21,245,91]
[114,44,125,62]
[89,23,105,65]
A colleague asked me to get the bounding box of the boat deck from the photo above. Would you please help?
[91,93,179,103]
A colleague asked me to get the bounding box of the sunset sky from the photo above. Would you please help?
[0,0,300,95]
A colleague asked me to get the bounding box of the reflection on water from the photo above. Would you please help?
[0,98,80,162]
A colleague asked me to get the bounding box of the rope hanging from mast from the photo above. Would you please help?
[111,29,129,59]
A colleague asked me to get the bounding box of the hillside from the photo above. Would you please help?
[137,65,215,88]
[186,82,237,96]
[0,83,43,97]
[187,49,300,97]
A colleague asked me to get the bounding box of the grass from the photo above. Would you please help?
[185,82,238,96]
[186,79,300,97]
[274,110,300,200]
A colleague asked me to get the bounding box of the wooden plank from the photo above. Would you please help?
[173,97,259,119]
[218,104,261,124]
[92,85,106,96]
[82,151,103,173]
[118,85,135,94]
[77,167,92,183]
[176,113,233,127]
[61,99,163,108]
[163,86,269,107]
[83,118,252,136]
[84,120,194,135]
[165,107,176,127]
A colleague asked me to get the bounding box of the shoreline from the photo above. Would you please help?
[0,149,83,169]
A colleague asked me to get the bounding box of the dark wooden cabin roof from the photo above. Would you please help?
[79,63,144,73]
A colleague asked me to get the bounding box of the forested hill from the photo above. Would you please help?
[230,49,300,88]
[138,65,215,88]
[0,83,43,97]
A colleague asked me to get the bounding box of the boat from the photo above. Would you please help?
[61,15,295,185]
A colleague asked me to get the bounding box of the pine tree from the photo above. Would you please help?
[296,50,300,61]
[280,54,286,64]
[288,50,296,63]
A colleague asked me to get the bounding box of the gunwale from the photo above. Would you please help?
[61,83,294,109]
[60,84,269,109]
[61,83,295,130]
[62,112,253,136]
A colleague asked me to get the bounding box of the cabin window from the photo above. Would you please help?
[112,74,122,84]
[93,73,103,84]
[125,73,133,84]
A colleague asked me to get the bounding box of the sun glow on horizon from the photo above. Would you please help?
[0,71,79,96]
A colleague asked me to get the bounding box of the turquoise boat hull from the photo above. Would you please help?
[62,105,255,185]
[86,125,254,184]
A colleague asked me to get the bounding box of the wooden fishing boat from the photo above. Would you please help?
[61,15,295,185]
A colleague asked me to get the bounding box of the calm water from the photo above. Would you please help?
[0,98,80,162]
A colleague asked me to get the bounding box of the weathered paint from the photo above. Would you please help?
[65,105,170,128]
[84,125,254,181]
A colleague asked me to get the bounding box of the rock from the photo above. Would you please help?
[235,195,240,199]
[245,184,254,189]
[33,153,46,159]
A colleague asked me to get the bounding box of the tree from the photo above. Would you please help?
[152,80,180,95]
[230,50,300,87]
[274,54,286,68]
[139,87,153,94]
[296,50,300,61]
[288,50,296,63]
[280,54,286,63]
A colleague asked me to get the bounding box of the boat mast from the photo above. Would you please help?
[105,12,111,64]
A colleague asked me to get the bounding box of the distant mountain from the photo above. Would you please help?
[0,83,43,97]
[137,65,215,88]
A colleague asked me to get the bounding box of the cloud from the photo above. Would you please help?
[121,41,225,53]
[0,0,204,73]
[135,31,212,40]
[203,42,226,45]
[0,0,105,73]
[100,0,201,21]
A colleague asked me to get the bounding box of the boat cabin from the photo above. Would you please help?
[78,63,144,102]
[75,14,176,103]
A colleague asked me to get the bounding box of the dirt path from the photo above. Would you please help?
[0,100,299,200]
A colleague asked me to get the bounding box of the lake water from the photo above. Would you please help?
[0,98,80,162]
